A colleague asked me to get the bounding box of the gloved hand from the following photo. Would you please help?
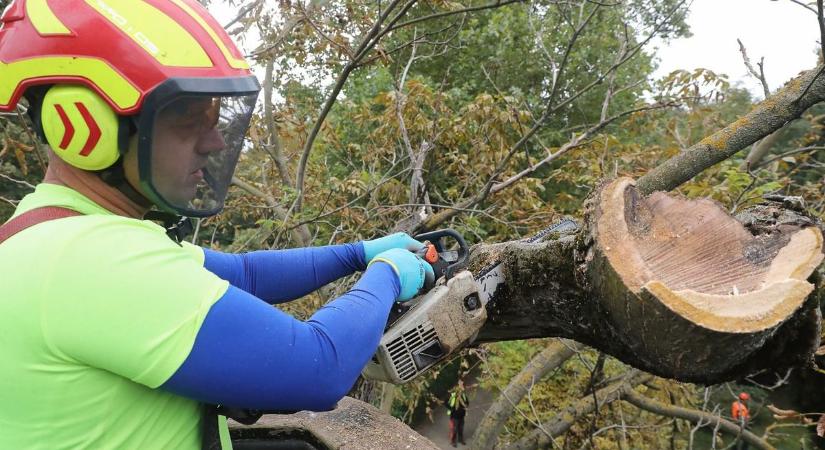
[362,232,425,263]
[368,248,435,301]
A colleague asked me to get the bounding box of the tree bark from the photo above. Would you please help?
[472,339,585,449]
[229,396,439,450]
[469,180,824,384]
[622,389,774,450]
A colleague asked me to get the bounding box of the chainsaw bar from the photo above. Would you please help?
[476,218,578,306]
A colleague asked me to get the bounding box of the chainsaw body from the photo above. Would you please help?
[361,229,487,384]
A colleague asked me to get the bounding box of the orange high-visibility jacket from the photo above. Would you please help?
[731,401,750,421]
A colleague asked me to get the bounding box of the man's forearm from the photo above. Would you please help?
[202,243,367,303]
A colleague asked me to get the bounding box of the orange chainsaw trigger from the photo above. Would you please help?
[423,243,439,263]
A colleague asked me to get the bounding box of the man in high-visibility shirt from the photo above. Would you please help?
[0,1,433,449]
[731,392,751,450]
[447,379,470,447]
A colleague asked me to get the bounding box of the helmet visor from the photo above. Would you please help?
[141,93,256,216]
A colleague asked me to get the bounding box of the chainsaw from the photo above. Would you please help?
[361,219,578,384]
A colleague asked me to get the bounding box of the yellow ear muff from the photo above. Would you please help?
[41,85,120,171]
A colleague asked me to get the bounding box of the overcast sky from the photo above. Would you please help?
[652,0,821,98]
[212,0,823,99]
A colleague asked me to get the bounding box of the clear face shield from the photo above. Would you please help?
[137,78,260,217]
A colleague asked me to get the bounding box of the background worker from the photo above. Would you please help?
[731,392,751,450]
[447,379,470,447]
[0,1,431,449]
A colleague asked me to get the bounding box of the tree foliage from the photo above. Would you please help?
[1,0,824,448]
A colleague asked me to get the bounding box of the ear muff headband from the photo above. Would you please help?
[41,85,121,171]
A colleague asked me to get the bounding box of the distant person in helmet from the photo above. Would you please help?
[731,392,751,450]
[0,1,431,449]
[447,378,470,447]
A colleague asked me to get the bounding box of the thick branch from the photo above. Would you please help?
[622,389,774,450]
[637,63,825,195]
[472,339,585,449]
[504,371,652,450]
[262,59,294,187]
[743,129,782,170]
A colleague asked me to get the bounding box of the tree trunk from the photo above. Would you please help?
[469,178,824,385]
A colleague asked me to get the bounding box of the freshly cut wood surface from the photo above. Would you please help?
[473,177,823,383]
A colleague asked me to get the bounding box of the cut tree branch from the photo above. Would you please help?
[469,179,824,383]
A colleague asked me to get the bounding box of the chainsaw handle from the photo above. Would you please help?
[414,229,469,280]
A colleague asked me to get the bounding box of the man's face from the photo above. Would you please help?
[150,97,225,206]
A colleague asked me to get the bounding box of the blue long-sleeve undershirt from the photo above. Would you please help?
[161,262,399,411]
[202,243,368,304]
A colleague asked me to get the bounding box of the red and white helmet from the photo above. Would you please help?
[0,0,260,216]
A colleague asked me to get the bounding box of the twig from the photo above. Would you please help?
[388,0,525,32]
[737,38,770,98]
[491,102,678,194]
[222,0,263,29]
[790,0,818,14]
[251,0,332,57]
[0,172,36,189]
[754,145,825,168]
[293,0,415,211]
[0,195,19,207]
[818,0,825,58]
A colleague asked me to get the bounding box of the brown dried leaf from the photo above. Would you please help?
[14,147,28,176]
[0,137,9,159]
[14,140,33,152]
[815,345,825,356]
[817,414,825,437]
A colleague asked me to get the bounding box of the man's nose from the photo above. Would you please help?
[196,128,226,154]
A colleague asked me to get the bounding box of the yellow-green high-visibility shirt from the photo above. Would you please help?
[0,183,229,449]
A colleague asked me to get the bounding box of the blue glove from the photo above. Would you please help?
[368,248,434,301]
[363,233,425,263]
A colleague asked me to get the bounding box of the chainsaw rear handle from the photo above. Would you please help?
[414,229,469,282]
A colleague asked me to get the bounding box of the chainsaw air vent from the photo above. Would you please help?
[385,321,437,381]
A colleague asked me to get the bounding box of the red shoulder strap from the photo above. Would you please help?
[0,207,82,246]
